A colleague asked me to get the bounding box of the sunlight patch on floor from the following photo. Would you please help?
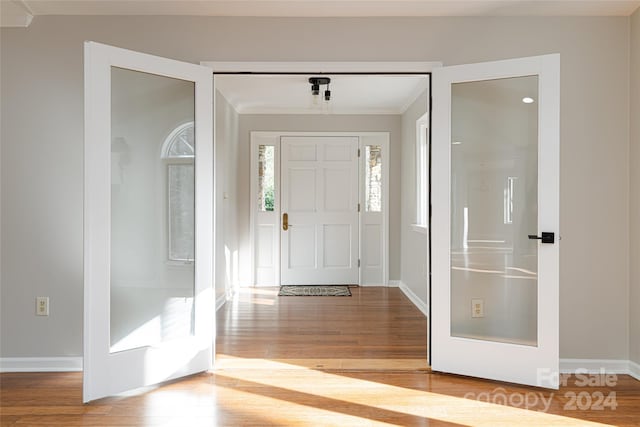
[231,287,278,306]
[216,385,384,426]
[214,364,611,427]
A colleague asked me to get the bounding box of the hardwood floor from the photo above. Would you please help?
[2,286,640,426]
[215,286,429,371]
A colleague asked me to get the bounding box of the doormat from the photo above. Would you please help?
[278,285,352,297]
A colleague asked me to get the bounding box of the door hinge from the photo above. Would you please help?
[357,148,361,157]
[358,259,361,268]
[358,203,361,212]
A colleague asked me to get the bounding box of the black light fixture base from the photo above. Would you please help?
[309,77,331,97]
[309,77,331,86]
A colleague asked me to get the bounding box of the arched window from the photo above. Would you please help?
[162,122,195,262]
[162,121,195,159]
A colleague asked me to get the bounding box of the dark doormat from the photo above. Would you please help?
[278,285,352,297]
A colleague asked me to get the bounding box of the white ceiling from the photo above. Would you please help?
[215,74,430,115]
[2,0,640,27]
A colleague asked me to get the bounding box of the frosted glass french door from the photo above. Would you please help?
[280,137,359,285]
[83,42,213,402]
[431,55,560,388]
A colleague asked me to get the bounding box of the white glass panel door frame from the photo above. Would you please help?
[431,54,560,388]
[83,41,214,402]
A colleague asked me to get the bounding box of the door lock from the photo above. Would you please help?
[282,213,288,231]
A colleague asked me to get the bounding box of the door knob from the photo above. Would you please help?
[282,213,288,231]
[528,232,554,244]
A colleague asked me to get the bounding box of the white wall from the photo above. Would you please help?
[237,114,402,284]
[215,92,240,301]
[0,16,631,361]
[400,91,429,304]
[629,7,640,366]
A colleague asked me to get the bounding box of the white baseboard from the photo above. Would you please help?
[559,358,638,376]
[396,281,428,318]
[629,360,640,381]
[388,280,401,287]
[0,357,83,372]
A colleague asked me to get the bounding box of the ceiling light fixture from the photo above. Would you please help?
[309,77,331,102]
[522,97,535,104]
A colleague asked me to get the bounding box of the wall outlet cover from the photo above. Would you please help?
[471,298,484,318]
[36,297,49,316]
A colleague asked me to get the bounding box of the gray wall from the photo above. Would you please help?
[215,92,240,301]
[400,91,429,304]
[630,8,640,366]
[0,16,632,361]
[237,114,402,283]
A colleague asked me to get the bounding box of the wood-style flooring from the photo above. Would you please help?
[215,286,429,371]
[2,286,640,426]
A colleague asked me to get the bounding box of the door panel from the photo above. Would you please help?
[288,168,317,211]
[257,225,275,268]
[450,75,539,346]
[288,143,317,161]
[288,225,317,268]
[84,42,213,402]
[324,143,351,161]
[324,168,353,211]
[323,224,352,267]
[281,136,359,285]
[109,67,196,354]
[432,55,560,388]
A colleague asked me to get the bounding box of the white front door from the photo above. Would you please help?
[83,42,214,402]
[280,136,360,285]
[431,55,560,388]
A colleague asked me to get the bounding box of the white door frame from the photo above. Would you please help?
[203,62,441,73]
[202,61,439,292]
[84,42,214,402]
[431,54,560,388]
[249,131,390,286]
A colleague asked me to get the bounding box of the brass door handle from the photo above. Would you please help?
[282,213,288,231]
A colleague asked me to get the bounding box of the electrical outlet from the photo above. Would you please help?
[471,299,484,318]
[36,297,49,316]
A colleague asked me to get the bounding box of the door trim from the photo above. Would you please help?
[249,131,390,286]
[203,61,441,74]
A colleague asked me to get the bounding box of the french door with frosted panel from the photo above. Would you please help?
[83,42,213,402]
[431,55,560,388]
